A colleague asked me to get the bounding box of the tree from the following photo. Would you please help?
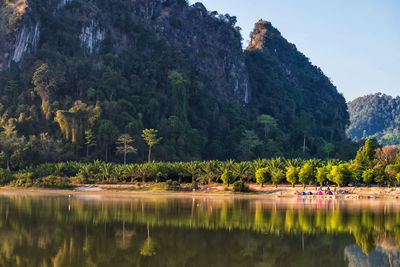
[55,101,100,144]
[28,133,63,163]
[257,114,277,138]
[236,130,262,160]
[322,143,335,158]
[116,134,137,165]
[271,168,285,187]
[362,169,375,186]
[142,129,162,162]
[385,164,400,186]
[286,166,299,187]
[84,129,96,157]
[255,168,270,188]
[220,170,236,187]
[183,161,199,183]
[201,161,217,185]
[98,120,119,162]
[373,163,387,185]
[0,120,25,171]
[316,165,330,186]
[355,138,377,168]
[375,146,399,165]
[299,163,314,188]
[330,164,351,187]
[32,63,64,120]
[232,162,250,182]
[168,71,188,121]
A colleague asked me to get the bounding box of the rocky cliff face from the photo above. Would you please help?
[0,0,249,103]
[0,2,352,160]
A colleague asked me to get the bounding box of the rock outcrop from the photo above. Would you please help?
[0,0,250,103]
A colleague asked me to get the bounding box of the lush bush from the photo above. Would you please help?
[191,181,199,189]
[255,168,270,188]
[232,180,249,192]
[220,170,236,186]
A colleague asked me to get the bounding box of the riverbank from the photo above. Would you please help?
[1,184,400,199]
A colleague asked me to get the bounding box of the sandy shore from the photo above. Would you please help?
[1,184,400,199]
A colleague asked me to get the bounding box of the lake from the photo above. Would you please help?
[0,191,398,267]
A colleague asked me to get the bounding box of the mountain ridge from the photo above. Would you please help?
[0,0,353,166]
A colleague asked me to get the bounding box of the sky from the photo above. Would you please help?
[188,0,400,101]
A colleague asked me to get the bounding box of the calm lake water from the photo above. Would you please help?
[0,192,399,267]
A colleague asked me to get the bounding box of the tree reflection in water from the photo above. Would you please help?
[0,193,398,266]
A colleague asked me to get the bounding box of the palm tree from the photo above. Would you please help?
[183,161,200,183]
[124,164,138,183]
[232,162,250,181]
[202,161,217,185]
[137,163,155,184]
[99,162,113,182]
[112,165,126,182]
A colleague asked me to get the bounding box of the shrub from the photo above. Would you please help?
[255,168,270,187]
[271,168,285,187]
[220,170,236,186]
[191,181,199,189]
[232,180,249,192]
[40,175,71,188]
[362,169,375,186]
[286,166,299,187]
[160,179,180,191]
[12,172,34,187]
[299,163,314,187]
[0,168,12,185]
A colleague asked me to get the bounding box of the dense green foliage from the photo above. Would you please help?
[0,1,356,166]
[348,93,400,145]
[0,138,394,189]
[245,20,353,158]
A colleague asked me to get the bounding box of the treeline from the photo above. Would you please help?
[1,138,399,189]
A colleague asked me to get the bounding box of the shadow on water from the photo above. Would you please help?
[0,192,399,266]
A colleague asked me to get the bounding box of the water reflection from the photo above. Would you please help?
[0,192,399,266]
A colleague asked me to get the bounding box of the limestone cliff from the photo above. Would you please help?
[0,0,249,103]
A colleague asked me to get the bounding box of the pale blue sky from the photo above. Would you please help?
[189,0,400,101]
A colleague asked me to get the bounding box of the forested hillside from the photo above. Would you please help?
[347,93,400,145]
[245,20,351,157]
[0,0,354,169]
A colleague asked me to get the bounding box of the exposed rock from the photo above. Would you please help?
[11,21,40,63]
[0,0,250,104]
[79,21,105,54]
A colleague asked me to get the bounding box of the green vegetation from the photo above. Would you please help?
[0,1,356,167]
[220,169,235,187]
[0,138,396,189]
[348,93,400,145]
[246,20,353,158]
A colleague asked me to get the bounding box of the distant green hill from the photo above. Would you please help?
[347,93,400,145]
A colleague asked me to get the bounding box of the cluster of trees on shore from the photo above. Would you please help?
[1,138,400,189]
